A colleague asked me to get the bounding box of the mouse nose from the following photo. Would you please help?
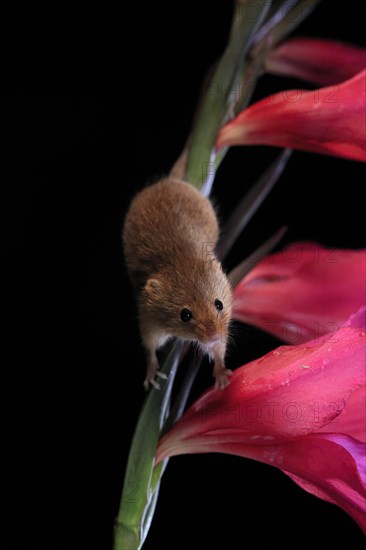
[197,320,221,343]
[204,321,216,338]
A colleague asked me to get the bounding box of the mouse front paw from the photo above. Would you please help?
[143,370,168,391]
[214,368,232,390]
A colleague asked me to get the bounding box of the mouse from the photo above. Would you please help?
[122,176,233,390]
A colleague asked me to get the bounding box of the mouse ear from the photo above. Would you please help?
[143,277,164,297]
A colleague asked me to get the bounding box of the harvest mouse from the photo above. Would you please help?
[122,177,232,390]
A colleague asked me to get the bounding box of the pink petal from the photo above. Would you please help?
[160,433,366,534]
[232,243,366,344]
[157,314,366,532]
[317,387,366,443]
[345,307,366,331]
[157,315,366,462]
[267,435,366,535]
[265,38,366,86]
[216,70,366,162]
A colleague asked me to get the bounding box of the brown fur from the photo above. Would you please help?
[123,177,233,389]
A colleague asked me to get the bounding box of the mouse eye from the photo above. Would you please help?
[215,299,223,311]
[180,308,193,322]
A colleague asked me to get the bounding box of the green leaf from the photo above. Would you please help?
[228,226,288,287]
[232,0,321,115]
[219,149,292,258]
[253,0,322,53]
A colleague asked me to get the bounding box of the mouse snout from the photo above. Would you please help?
[196,320,223,344]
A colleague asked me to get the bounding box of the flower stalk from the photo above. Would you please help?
[113,341,183,549]
[184,0,271,187]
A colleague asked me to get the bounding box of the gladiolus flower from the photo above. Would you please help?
[232,243,366,344]
[156,309,366,533]
[216,70,366,162]
[265,38,366,86]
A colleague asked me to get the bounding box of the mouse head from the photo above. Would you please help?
[140,259,232,348]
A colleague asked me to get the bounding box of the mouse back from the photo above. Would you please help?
[123,178,220,288]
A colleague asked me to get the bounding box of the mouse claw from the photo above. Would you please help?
[150,379,161,390]
[214,368,232,390]
[144,377,161,391]
[156,371,168,380]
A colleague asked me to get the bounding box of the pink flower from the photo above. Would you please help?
[265,38,366,86]
[216,70,366,162]
[156,309,366,533]
[232,243,366,344]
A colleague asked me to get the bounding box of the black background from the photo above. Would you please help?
[3,1,365,549]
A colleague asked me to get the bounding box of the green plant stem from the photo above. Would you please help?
[113,341,183,549]
[184,0,271,187]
